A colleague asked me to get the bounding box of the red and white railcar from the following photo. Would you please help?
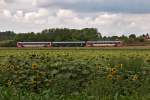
[17,42,51,47]
[86,41,123,47]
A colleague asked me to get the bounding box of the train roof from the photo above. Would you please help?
[18,42,51,43]
[86,41,122,43]
[52,41,86,44]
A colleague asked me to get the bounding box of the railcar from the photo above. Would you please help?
[52,41,86,47]
[86,41,122,47]
[17,42,51,47]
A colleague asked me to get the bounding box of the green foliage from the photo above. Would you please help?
[129,34,136,39]
[1,28,101,47]
[0,31,15,41]
[1,29,150,47]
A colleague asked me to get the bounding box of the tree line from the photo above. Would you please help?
[0,28,149,47]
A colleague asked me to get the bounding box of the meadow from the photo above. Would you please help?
[0,48,150,100]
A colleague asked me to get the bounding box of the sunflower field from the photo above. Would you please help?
[0,48,150,100]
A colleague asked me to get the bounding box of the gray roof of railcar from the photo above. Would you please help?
[18,42,51,44]
[52,41,86,44]
[86,41,122,43]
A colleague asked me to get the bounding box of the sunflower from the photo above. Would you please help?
[31,80,37,85]
[107,74,113,80]
[10,64,15,70]
[111,68,117,75]
[132,74,139,81]
[6,80,12,86]
[32,64,38,70]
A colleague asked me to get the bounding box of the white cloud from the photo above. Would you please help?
[1,8,150,35]
[56,9,77,18]
[0,0,7,9]
[53,11,150,36]
[0,0,6,4]
[0,0,150,36]
[1,8,50,24]
[3,9,11,17]
[32,0,37,6]
[14,10,23,18]
[24,9,49,23]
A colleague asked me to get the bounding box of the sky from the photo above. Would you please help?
[0,0,150,36]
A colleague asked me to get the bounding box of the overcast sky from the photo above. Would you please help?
[0,0,150,36]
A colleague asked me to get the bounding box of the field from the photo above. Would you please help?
[0,47,150,100]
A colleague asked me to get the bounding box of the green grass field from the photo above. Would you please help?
[0,48,150,100]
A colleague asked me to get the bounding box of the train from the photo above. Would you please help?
[17,41,123,47]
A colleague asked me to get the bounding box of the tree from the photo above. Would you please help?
[129,34,136,39]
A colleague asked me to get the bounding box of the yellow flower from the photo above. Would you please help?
[132,74,139,81]
[10,64,15,70]
[32,64,38,70]
[6,80,12,86]
[107,74,113,80]
[31,80,37,84]
[111,68,117,75]
[111,68,117,71]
